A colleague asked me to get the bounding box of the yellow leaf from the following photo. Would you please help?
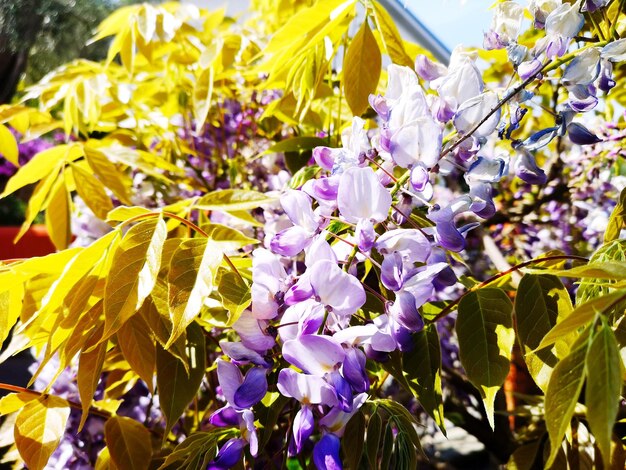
[14,395,71,470]
[0,392,37,416]
[84,146,132,205]
[45,174,72,251]
[78,325,107,431]
[371,1,413,67]
[0,285,23,347]
[117,314,156,392]
[15,166,61,243]
[95,446,113,470]
[0,124,19,166]
[343,21,381,116]
[103,217,167,339]
[106,206,153,224]
[0,143,84,199]
[193,66,215,131]
[166,238,222,347]
[104,416,152,470]
[71,162,114,219]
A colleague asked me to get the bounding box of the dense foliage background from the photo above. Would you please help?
[0,0,626,468]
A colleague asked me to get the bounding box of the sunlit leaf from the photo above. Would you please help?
[202,223,259,251]
[456,288,514,429]
[371,1,413,67]
[117,313,156,392]
[157,322,206,438]
[544,334,591,467]
[194,189,277,212]
[214,271,251,327]
[365,410,382,466]
[604,188,626,243]
[16,165,61,243]
[103,217,167,339]
[0,144,83,199]
[263,136,327,156]
[71,162,114,219]
[45,175,72,251]
[14,395,71,470]
[0,124,19,166]
[526,261,626,280]
[0,285,23,348]
[77,326,107,431]
[585,321,622,466]
[106,206,153,224]
[104,416,152,470]
[84,146,132,205]
[343,20,381,116]
[0,392,38,416]
[193,66,215,131]
[167,238,222,347]
[537,290,626,351]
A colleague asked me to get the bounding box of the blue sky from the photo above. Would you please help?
[403,0,493,50]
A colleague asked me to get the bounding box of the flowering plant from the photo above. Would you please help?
[1,0,626,468]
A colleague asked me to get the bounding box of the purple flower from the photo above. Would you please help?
[308,260,366,317]
[283,334,345,376]
[276,369,338,405]
[337,166,391,224]
[514,150,548,185]
[313,434,343,470]
[291,406,315,455]
[207,438,245,469]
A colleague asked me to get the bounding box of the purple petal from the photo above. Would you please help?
[283,335,346,376]
[328,371,353,412]
[207,438,245,469]
[234,367,268,408]
[270,225,313,257]
[514,150,547,185]
[309,260,366,316]
[469,182,496,219]
[233,315,275,353]
[276,368,338,405]
[209,405,240,427]
[388,291,424,332]
[313,147,336,171]
[381,252,404,292]
[313,434,343,470]
[219,342,271,367]
[337,166,391,223]
[292,406,315,455]
[518,58,543,81]
[217,360,243,406]
[368,94,390,121]
[356,219,376,252]
[567,122,602,145]
[342,348,369,393]
[414,54,447,81]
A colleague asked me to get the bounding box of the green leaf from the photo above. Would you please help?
[344,21,381,116]
[194,189,277,212]
[456,288,515,429]
[536,290,626,351]
[515,274,572,391]
[371,1,413,67]
[156,322,206,438]
[117,313,156,392]
[103,217,167,339]
[342,410,365,470]
[158,430,232,470]
[104,416,152,470]
[507,440,541,470]
[403,325,445,431]
[289,165,320,190]
[256,393,290,449]
[376,399,425,458]
[71,162,114,220]
[167,238,222,347]
[365,410,382,467]
[215,271,251,327]
[264,136,327,155]
[544,334,591,467]
[0,123,19,166]
[15,396,71,470]
[585,321,622,466]
[604,188,626,243]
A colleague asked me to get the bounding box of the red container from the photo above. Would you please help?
[0,225,56,260]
